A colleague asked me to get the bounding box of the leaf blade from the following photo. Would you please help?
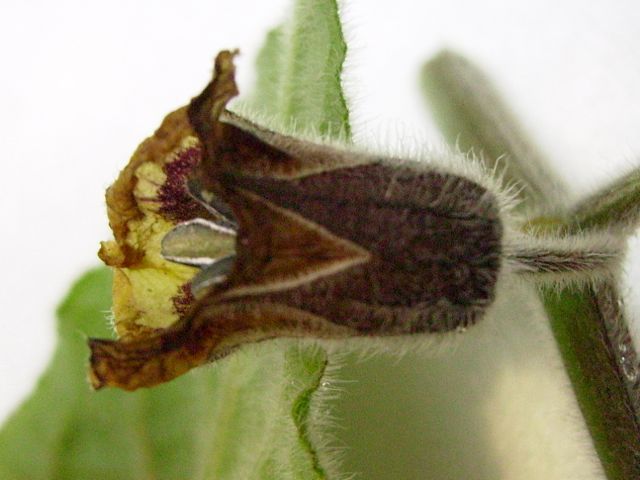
[422,50,567,210]
[0,269,333,480]
[569,166,640,234]
[245,0,350,140]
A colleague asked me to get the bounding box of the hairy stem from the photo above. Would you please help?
[422,50,640,480]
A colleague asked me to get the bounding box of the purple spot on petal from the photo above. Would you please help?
[158,146,209,222]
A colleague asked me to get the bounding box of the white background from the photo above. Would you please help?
[1,0,640,423]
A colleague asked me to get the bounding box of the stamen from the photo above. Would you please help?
[187,178,238,230]
[190,255,236,296]
[161,218,236,267]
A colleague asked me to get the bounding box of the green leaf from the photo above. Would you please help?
[243,0,350,140]
[421,50,566,210]
[0,268,332,480]
[569,166,640,234]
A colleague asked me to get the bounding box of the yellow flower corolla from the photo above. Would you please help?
[98,108,234,338]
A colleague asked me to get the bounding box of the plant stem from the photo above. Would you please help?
[543,285,640,480]
[422,50,640,480]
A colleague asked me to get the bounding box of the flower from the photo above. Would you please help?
[97,108,234,338]
[89,50,505,390]
[88,50,349,390]
[89,47,624,396]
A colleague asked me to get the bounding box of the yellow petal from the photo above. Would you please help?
[99,108,234,337]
